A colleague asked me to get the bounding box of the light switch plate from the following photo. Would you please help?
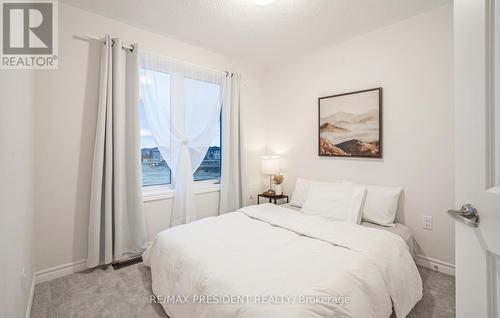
[423,216,433,230]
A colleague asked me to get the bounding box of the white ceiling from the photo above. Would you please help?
[60,0,450,65]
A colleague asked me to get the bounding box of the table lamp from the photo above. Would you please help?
[261,156,280,195]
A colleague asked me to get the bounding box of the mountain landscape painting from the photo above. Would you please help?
[319,88,382,158]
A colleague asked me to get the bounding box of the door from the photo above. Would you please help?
[455,0,500,317]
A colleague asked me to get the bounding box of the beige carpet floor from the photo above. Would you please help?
[30,263,455,318]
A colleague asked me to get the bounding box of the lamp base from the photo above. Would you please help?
[263,189,276,196]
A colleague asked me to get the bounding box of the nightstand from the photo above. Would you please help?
[257,193,289,205]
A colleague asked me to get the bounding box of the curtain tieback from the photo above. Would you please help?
[181,138,190,146]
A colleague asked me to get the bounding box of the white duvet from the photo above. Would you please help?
[143,204,422,318]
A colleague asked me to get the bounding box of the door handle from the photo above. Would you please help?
[447,204,479,227]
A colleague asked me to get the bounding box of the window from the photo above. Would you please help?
[140,69,171,186]
[185,78,221,182]
[140,68,221,187]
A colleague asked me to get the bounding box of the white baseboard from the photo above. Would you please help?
[34,259,87,284]
[415,254,455,276]
[25,274,36,318]
[24,259,87,318]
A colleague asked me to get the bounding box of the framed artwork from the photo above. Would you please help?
[318,87,382,158]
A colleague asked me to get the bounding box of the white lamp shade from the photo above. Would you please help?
[261,156,280,175]
[254,0,276,5]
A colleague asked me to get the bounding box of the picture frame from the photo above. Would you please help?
[318,87,383,158]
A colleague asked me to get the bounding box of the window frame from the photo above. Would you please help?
[142,180,220,202]
[139,66,223,192]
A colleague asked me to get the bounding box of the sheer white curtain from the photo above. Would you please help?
[88,36,147,268]
[219,74,242,213]
[140,52,226,226]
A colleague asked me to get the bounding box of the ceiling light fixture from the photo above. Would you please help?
[254,0,276,6]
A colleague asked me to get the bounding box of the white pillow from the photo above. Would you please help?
[344,181,402,226]
[301,182,366,224]
[290,178,311,207]
[290,178,342,208]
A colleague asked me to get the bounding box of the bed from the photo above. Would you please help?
[143,203,422,318]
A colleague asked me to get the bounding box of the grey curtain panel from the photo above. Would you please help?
[219,73,242,214]
[87,35,147,268]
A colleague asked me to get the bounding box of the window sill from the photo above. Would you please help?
[143,181,220,202]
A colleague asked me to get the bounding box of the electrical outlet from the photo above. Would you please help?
[423,216,433,230]
[248,194,255,205]
[21,267,26,291]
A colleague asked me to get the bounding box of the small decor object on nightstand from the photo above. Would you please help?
[272,173,284,195]
[261,156,280,195]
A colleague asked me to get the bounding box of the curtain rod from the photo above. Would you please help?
[141,49,230,77]
[85,34,134,50]
[84,34,233,77]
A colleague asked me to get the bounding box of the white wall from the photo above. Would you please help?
[262,4,455,264]
[143,190,221,241]
[33,3,266,271]
[30,2,455,274]
[0,71,36,317]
